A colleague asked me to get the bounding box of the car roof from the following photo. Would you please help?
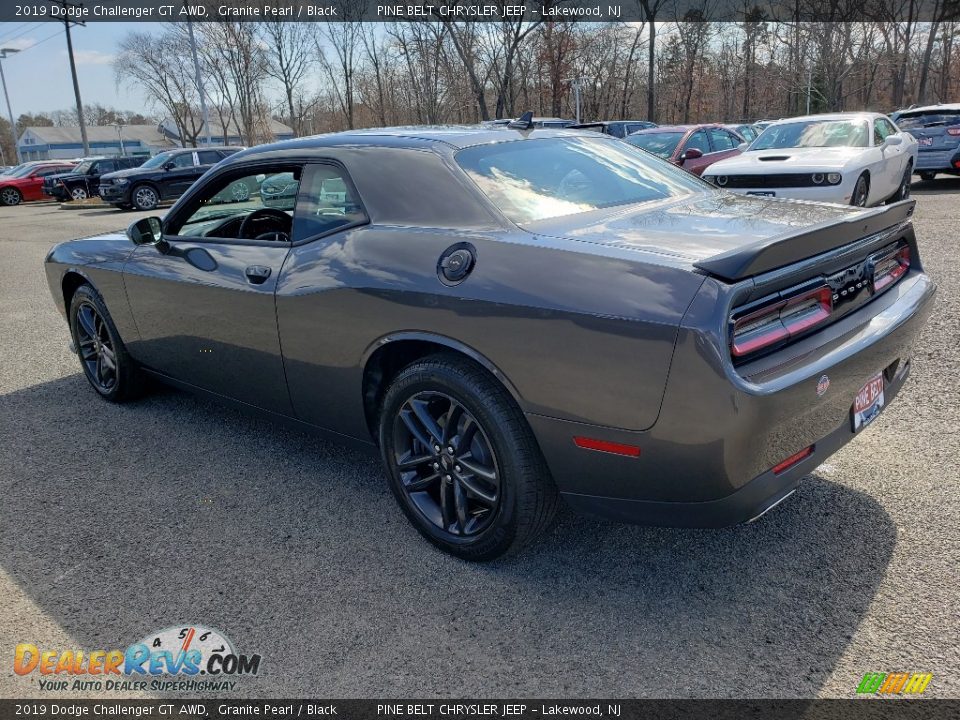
[226,126,608,162]
[770,112,879,124]
[898,103,960,114]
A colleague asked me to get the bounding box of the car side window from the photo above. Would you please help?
[97,160,115,173]
[708,128,737,152]
[881,118,899,137]
[197,150,222,165]
[607,123,625,138]
[873,119,891,145]
[171,166,302,241]
[684,130,709,154]
[170,153,194,169]
[293,163,367,243]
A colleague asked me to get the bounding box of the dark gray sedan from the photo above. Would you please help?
[45,127,936,560]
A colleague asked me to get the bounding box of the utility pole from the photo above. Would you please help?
[185,11,211,147]
[46,0,89,156]
[0,48,21,164]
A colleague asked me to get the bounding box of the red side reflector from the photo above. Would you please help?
[573,437,641,457]
[772,445,814,475]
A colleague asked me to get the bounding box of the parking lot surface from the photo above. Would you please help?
[1,187,958,698]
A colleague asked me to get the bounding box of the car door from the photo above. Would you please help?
[122,163,303,414]
[26,166,68,200]
[871,118,898,199]
[677,129,711,175]
[87,159,114,194]
[705,128,743,169]
[159,152,201,199]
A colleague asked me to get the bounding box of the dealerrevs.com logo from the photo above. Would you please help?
[13,625,261,693]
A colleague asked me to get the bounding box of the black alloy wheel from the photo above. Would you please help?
[379,355,559,561]
[0,187,22,206]
[132,185,160,211]
[69,284,145,402]
[393,391,501,538]
[75,301,119,393]
[851,174,869,207]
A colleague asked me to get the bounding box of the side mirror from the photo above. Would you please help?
[127,216,167,251]
[737,142,749,152]
[680,147,704,163]
[162,161,176,170]
[884,135,903,146]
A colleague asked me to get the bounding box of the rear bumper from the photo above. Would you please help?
[529,270,936,527]
[914,147,960,172]
[559,358,911,527]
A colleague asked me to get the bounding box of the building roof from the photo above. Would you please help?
[18,124,172,146]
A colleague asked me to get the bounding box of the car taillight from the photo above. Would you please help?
[731,285,833,358]
[946,127,960,136]
[872,245,910,293]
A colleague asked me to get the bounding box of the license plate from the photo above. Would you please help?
[852,373,885,432]
[918,137,934,146]
[746,190,776,197]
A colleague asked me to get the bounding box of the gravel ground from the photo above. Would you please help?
[0,185,957,700]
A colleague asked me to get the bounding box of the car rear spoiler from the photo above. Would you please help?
[693,199,916,282]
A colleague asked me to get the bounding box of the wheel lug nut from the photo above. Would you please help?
[455,465,462,472]
[446,446,454,454]
[434,445,441,453]
[432,462,440,470]
[444,474,451,481]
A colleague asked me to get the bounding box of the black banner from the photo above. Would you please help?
[1,700,959,720]
[1,0,958,23]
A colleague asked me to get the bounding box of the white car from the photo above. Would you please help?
[702,113,918,206]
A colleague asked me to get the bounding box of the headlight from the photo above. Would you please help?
[811,173,824,184]
[827,172,842,185]
[115,178,129,186]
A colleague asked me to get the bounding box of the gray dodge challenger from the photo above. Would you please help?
[45,127,936,560]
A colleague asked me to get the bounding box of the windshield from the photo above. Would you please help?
[750,120,869,149]
[140,152,175,169]
[456,136,705,224]
[73,161,94,174]
[897,109,960,129]
[623,132,683,159]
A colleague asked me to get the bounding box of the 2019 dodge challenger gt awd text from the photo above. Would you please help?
[45,127,936,560]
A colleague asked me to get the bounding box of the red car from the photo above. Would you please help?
[624,124,745,175]
[0,162,77,206]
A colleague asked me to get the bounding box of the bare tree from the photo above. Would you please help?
[261,20,314,135]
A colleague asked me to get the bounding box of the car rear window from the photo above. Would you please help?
[455,136,705,224]
[897,109,960,129]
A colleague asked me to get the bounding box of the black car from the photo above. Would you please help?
[570,120,657,138]
[43,156,146,202]
[99,147,244,211]
[45,127,934,560]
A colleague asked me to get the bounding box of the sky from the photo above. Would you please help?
[0,21,152,118]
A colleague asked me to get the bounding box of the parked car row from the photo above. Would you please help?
[0,160,78,206]
[41,156,146,201]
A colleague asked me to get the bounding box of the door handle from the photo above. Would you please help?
[245,265,272,284]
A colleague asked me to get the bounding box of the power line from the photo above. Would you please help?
[0,22,45,44]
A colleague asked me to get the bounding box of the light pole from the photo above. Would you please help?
[46,0,89,157]
[115,123,125,156]
[563,76,591,124]
[0,48,21,164]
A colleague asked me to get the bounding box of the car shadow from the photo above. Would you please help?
[911,176,960,194]
[0,375,896,698]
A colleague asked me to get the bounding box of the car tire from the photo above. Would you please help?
[919,171,936,182]
[851,173,870,207]
[887,163,912,204]
[70,186,89,201]
[378,355,559,561]
[0,187,22,206]
[131,184,160,211]
[69,284,146,403]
